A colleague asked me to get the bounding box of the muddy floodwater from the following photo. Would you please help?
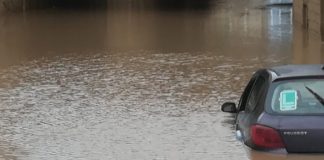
[0,0,323,159]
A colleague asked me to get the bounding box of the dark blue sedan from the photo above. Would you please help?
[222,65,324,153]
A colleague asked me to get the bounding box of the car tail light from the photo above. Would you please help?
[251,124,284,149]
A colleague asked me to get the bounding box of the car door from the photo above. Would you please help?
[236,74,267,143]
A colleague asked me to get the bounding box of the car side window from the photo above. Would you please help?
[245,77,266,112]
[238,77,256,112]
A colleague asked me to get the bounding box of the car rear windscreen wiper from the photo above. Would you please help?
[305,86,324,106]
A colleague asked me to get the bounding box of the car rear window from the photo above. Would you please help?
[269,79,324,114]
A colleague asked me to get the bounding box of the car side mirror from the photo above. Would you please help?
[221,102,237,113]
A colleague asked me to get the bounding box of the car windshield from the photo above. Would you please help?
[269,79,324,114]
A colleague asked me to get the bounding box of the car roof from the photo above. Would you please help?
[267,64,324,80]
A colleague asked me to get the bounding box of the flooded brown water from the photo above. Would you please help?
[0,0,323,159]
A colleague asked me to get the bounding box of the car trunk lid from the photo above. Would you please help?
[259,113,324,153]
[278,116,324,153]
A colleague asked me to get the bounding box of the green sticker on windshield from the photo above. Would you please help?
[279,90,298,111]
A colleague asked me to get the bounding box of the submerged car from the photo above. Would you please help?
[222,65,324,153]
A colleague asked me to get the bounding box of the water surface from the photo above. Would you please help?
[0,0,322,159]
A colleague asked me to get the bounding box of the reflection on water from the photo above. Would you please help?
[249,150,324,160]
[0,0,321,159]
[292,25,324,64]
[0,0,293,68]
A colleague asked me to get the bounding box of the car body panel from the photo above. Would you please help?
[229,65,324,153]
[258,113,324,153]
